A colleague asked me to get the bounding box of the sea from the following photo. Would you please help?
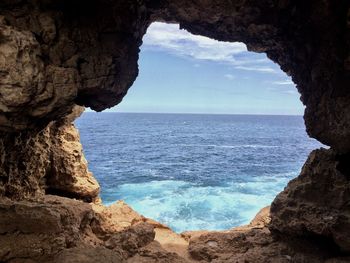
[75,112,323,233]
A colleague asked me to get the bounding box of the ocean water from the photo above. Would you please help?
[75,113,323,232]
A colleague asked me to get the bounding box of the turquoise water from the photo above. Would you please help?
[75,113,322,232]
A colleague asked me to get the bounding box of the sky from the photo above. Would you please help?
[105,22,304,115]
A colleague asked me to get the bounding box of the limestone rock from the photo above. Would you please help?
[246,205,271,229]
[127,241,189,263]
[270,148,350,252]
[0,106,99,202]
[0,196,95,262]
[92,200,145,234]
[0,1,350,262]
[0,196,157,263]
[92,200,193,261]
[0,1,349,152]
[188,207,340,262]
[188,227,333,263]
[50,246,125,263]
[47,117,100,202]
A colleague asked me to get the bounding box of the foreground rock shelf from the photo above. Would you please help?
[2,196,349,263]
[0,0,350,262]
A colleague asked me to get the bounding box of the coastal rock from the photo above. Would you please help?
[0,195,95,262]
[247,205,271,228]
[0,195,157,262]
[270,148,350,252]
[188,207,340,262]
[47,115,100,202]
[0,194,197,263]
[92,200,194,261]
[0,0,349,262]
[0,0,349,152]
[0,106,99,201]
[127,241,189,263]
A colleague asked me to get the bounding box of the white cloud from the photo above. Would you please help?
[267,86,298,95]
[143,22,282,74]
[285,90,297,94]
[224,74,235,80]
[234,66,276,73]
[143,22,247,64]
[271,79,294,85]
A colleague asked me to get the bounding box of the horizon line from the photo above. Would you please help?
[84,110,304,117]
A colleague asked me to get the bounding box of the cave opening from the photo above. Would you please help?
[75,22,322,233]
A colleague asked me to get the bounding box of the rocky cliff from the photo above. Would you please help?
[0,0,350,262]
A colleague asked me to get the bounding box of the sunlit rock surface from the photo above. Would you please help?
[0,0,350,262]
[0,196,155,262]
[0,106,99,202]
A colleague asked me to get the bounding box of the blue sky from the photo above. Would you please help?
[106,22,304,115]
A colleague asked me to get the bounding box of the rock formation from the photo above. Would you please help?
[0,105,99,202]
[0,0,350,262]
[270,148,350,252]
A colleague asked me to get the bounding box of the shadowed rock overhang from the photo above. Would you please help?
[0,0,350,262]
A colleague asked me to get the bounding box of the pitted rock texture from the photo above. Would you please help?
[47,114,100,202]
[0,0,349,152]
[0,195,194,263]
[0,106,99,201]
[187,206,345,263]
[270,148,350,252]
[0,195,156,263]
[5,196,347,263]
[0,0,146,131]
[0,0,350,262]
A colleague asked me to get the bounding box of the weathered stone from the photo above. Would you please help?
[47,113,100,202]
[0,196,95,262]
[0,106,99,201]
[270,148,350,252]
[0,0,349,152]
[0,195,158,263]
[188,207,340,263]
[0,1,350,262]
[127,241,189,263]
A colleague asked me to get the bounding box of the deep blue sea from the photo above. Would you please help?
[75,113,322,232]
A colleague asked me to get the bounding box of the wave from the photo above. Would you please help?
[175,144,280,149]
[103,177,291,233]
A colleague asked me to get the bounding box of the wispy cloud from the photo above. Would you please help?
[285,90,297,94]
[143,22,277,73]
[271,79,294,85]
[143,22,246,63]
[267,86,298,95]
[235,66,276,73]
[224,74,235,80]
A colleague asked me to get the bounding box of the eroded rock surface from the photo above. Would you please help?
[0,195,156,263]
[0,0,350,262]
[0,106,99,202]
[0,0,349,152]
[270,148,350,252]
[188,206,347,263]
[0,0,349,187]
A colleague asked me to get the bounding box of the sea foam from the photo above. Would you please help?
[105,175,291,232]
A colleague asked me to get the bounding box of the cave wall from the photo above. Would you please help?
[1,0,350,151]
[0,105,99,201]
[0,0,350,262]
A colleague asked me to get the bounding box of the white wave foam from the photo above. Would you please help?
[175,144,280,149]
[106,177,291,233]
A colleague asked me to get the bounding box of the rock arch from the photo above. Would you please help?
[0,0,349,262]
